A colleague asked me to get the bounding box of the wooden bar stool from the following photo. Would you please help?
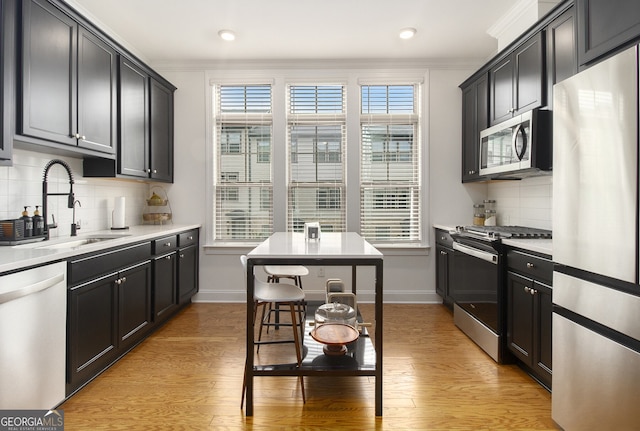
[263,265,309,336]
[241,256,306,407]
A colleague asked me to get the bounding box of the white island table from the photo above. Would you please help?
[245,232,383,416]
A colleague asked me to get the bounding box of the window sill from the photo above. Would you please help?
[204,241,431,256]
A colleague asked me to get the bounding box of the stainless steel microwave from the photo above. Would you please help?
[479,109,552,177]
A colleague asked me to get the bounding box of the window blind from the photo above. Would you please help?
[360,85,421,243]
[214,85,273,241]
[287,85,346,233]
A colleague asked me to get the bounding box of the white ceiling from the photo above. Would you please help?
[68,0,518,64]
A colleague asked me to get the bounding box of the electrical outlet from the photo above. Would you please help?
[317,267,325,277]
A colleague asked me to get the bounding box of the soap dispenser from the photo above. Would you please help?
[21,206,33,237]
[32,205,44,236]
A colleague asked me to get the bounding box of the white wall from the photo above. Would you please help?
[158,62,485,304]
[0,149,148,237]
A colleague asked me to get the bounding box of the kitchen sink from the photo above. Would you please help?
[35,234,131,250]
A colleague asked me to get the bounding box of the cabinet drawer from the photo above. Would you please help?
[435,229,454,248]
[179,229,198,247]
[69,242,151,285]
[153,235,178,254]
[507,250,553,283]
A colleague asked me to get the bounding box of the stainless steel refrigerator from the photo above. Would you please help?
[553,45,640,430]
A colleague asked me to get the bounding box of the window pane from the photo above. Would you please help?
[362,85,414,114]
[289,125,344,182]
[360,186,419,242]
[290,85,343,114]
[361,124,416,182]
[216,186,273,240]
[360,83,420,243]
[220,85,271,113]
[218,125,271,183]
[288,185,344,232]
[287,84,346,233]
[215,84,273,242]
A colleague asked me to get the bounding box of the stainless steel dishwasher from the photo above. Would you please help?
[0,261,67,409]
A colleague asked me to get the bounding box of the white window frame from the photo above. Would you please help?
[205,70,428,249]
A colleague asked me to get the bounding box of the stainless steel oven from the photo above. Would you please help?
[450,235,503,362]
[449,226,552,363]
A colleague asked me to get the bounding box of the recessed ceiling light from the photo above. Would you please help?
[218,30,236,41]
[399,28,416,40]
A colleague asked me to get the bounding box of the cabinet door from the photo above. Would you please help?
[506,271,534,366]
[77,26,116,154]
[461,74,487,182]
[21,0,76,146]
[118,261,152,349]
[150,78,174,182]
[533,281,553,388]
[546,6,577,109]
[0,0,16,164]
[68,273,118,392]
[489,56,514,125]
[513,33,544,114]
[153,252,177,321]
[435,245,449,300]
[118,57,149,178]
[178,244,198,304]
[578,0,640,66]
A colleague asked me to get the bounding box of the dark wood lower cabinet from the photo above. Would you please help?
[506,270,552,389]
[67,228,199,396]
[153,252,178,321]
[68,273,119,394]
[178,244,198,305]
[118,261,152,350]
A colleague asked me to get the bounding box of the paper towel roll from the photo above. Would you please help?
[112,196,126,229]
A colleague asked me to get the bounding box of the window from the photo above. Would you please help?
[213,85,273,241]
[360,85,421,243]
[208,74,425,246]
[287,85,346,233]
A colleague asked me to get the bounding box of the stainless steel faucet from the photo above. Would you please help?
[42,159,76,239]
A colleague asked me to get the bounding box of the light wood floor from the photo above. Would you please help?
[60,303,557,430]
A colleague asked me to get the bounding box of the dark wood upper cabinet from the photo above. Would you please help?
[20,0,77,146]
[20,0,116,154]
[577,0,640,66]
[150,78,174,183]
[461,73,488,182]
[118,57,150,178]
[0,0,16,165]
[546,5,577,108]
[84,58,175,183]
[77,26,117,154]
[489,33,545,126]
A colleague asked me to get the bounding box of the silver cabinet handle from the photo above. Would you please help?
[164,242,171,247]
[180,253,185,258]
[526,262,535,269]
[165,255,172,260]
[188,236,193,240]
[153,169,157,174]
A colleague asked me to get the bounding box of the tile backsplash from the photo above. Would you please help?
[0,149,149,238]
[487,175,552,230]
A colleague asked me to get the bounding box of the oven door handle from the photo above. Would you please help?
[453,242,498,265]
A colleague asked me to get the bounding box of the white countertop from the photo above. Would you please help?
[248,232,382,259]
[0,224,201,274]
[501,238,552,257]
